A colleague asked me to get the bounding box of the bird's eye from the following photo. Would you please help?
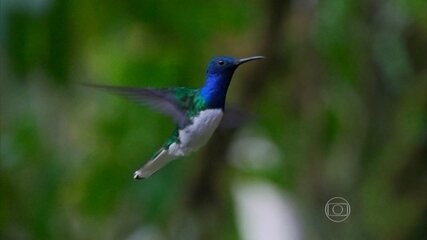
[218,60,224,65]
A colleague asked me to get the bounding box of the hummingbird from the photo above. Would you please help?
[84,55,264,179]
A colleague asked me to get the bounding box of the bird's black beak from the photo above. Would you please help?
[237,56,265,65]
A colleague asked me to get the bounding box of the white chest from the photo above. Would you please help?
[168,109,223,156]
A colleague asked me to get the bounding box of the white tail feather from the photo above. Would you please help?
[133,149,176,179]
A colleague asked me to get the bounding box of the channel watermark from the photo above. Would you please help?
[324,197,351,222]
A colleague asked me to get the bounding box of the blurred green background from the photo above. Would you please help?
[1,0,426,239]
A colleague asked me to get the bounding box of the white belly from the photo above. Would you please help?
[168,109,223,156]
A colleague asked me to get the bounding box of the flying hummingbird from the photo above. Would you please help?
[84,56,264,179]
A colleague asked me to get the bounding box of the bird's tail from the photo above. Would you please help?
[133,149,176,179]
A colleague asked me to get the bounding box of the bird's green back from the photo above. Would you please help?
[160,87,208,150]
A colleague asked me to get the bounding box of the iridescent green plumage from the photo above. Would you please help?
[158,88,208,149]
[169,87,208,119]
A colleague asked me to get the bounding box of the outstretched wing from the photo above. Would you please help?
[81,83,196,128]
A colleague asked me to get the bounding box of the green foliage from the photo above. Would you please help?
[1,0,426,239]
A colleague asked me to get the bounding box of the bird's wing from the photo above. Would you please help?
[81,83,196,128]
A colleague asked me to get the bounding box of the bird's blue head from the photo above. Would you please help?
[206,56,240,76]
[201,55,264,109]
